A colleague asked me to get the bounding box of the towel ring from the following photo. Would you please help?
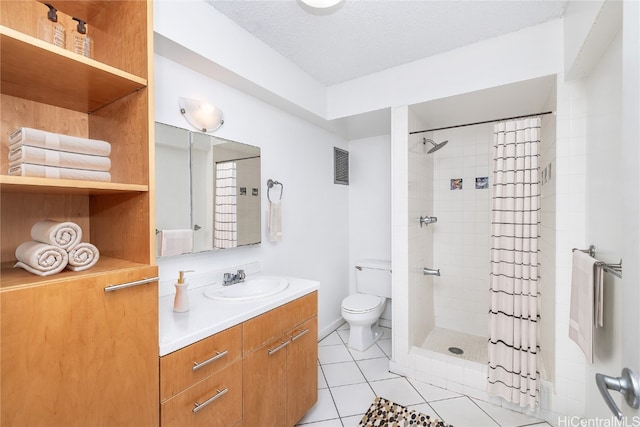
[267,179,283,203]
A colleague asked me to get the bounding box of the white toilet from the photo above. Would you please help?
[341,259,392,351]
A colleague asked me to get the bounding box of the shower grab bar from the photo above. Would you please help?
[572,245,622,279]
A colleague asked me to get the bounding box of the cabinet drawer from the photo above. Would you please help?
[243,291,317,354]
[161,324,242,402]
[161,360,242,427]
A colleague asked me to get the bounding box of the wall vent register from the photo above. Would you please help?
[334,147,349,185]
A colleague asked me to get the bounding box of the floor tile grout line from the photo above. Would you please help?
[467,395,501,426]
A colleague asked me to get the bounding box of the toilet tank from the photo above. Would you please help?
[355,259,392,298]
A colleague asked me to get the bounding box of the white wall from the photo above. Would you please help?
[583,31,623,420]
[327,19,563,120]
[154,54,350,337]
[348,134,392,323]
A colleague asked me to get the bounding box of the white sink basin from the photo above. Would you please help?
[203,276,289,301]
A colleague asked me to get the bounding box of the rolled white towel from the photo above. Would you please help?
[9,146,111,171]
[67,242,100,271]
[31,220,82,250]
[9,127,111,156]
[14,241,69,276]
[9,163,111,182]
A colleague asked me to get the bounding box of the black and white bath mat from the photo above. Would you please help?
[358,396,451,427]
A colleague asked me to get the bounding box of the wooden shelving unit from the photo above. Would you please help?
[0,1,158,425]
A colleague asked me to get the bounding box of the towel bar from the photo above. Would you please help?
[572,245,622,279]
[267,179,283,202]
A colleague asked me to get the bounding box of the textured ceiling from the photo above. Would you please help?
[206,0,567,86]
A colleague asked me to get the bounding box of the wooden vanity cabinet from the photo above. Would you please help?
[243,292,318,427]
[287,317,319,426]
[160,325,243,427]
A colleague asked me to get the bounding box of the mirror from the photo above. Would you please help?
[155,123,261,256]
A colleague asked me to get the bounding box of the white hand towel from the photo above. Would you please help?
[9,127,111,156]
[31,220,82,251]
[14,240,69,276]
[9,163,111,182]
[569,250,597,363]
[67,242,100,271]
[268,200,282,242]
[159,229,193,257]
[9,146,111,171]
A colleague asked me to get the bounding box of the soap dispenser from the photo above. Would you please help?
[37,3,66,48]
[173,270,194,313]
[71,17,93,58]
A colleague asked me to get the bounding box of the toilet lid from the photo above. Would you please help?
[342,294,383,313]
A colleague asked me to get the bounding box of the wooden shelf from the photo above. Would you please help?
[0,175,148,195]
[0,256,153,292]
[0,26,146,113]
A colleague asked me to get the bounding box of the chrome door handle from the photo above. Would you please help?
[192,388,228,413]
[595,368,640,420]
[267,340,290,356]
[104,276,159,292]
[192,350,228,371]
[291,328,310,342]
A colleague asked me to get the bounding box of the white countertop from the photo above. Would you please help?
[159,274,319,356]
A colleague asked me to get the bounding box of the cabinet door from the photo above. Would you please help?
[287,317,318,426]
[243,334,288,427]
[0,267,158,426]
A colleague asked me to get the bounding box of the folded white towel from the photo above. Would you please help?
[31,220,82,251]
[9,146,111,171]
[14,241,69,276]
[9,127,111,156]
[159,229,193,257]
[569,250,597,364]
[67,242,100,271]
[268,200,282,242]
[9,163,111,182]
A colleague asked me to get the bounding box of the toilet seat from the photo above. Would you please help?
[341,294,384,313]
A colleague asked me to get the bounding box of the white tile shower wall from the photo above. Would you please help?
[431,124,493,338]
[407,109,436,348]
[391,105,412,367]
[549,75,588,421]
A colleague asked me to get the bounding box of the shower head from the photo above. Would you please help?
[423,138,449,154]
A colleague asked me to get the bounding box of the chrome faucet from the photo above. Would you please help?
[223,269,246,286]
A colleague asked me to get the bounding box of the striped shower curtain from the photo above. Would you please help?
[487,117,541,409]
[214,161,238,249]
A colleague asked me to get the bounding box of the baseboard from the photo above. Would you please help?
[319,317,346,341]
[379,318,392,328]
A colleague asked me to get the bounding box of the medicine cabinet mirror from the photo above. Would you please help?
[155,122,261,257]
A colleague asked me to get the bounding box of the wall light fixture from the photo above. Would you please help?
[179,97,224,133]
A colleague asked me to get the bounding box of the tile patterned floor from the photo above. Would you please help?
[297,323,551,427]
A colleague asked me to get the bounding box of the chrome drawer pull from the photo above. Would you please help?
[104,277,159,292]
[192,350,228,371]
[267,340,290,356]
[291,328,310,342]
[192,388,228,413]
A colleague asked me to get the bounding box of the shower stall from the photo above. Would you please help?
[389,77,557,418]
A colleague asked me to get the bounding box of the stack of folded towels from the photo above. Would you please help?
[14,220,101,276]
[8,127,111,182]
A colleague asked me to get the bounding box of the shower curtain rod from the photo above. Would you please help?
[409,111,554,135]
